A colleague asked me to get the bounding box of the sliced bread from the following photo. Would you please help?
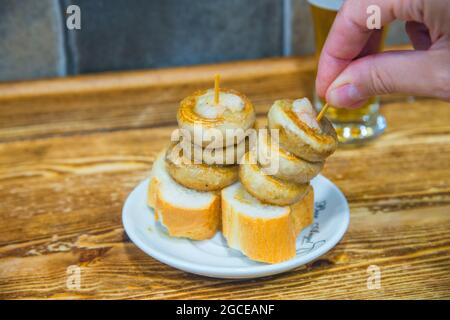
[147,151,221,240]
[221,182,314,264]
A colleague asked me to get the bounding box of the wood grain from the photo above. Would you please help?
[0,56,449,299]
[0,58,315,142]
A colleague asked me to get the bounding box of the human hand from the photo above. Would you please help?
[316,0,450,108]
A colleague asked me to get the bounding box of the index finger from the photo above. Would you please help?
[315,0,423,98]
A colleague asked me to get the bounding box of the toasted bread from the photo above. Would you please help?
[221,182,314,264]
[148,151,221,240]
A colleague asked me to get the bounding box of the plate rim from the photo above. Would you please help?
[122,175,350,279]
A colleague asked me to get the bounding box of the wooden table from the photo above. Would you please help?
[0,56,449,300]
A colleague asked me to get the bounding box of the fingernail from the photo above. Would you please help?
[327,84,365,108]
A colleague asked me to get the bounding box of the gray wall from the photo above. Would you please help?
[0,0,409,82]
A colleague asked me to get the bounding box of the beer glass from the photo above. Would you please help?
[308,0,387,144]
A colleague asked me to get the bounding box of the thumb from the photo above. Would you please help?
[326,49,450,108]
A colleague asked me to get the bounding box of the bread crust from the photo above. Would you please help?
[268,99,337,162]
[222,183,314,264]
[177,88,256,148]
[239,152,309,206]
[147,151,221,240]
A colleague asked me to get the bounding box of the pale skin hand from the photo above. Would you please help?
[316,0,450,108]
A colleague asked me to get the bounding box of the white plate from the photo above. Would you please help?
[122,175,349,279]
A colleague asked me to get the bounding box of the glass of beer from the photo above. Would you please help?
[308,0,387,144]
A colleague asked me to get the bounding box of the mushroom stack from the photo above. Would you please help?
[148,85,255,240]
[166,88,256,191]
[240,98,338,206]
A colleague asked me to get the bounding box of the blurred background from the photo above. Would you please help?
[0,0,409,82]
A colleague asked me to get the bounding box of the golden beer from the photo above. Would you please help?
[309,0,387,144]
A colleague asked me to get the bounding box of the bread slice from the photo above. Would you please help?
[221,182,314,264]
[147,150,221,240]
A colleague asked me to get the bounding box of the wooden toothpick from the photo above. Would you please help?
[316,102,329,122]
[214,74,220,105]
